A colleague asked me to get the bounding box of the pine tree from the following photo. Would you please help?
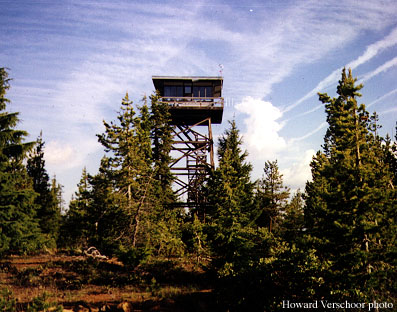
[205,125,290,310]
[149,93,174,205]
[208,120,254,221]
[206,120,255,268]
[281,189,304,242]
[304,68,396,302]
[27,133,61,245]
[254,160,290,232]
[50,175,64,216]
[383,123,397,188]
[60,167,91,249]
[95,93,180,254]
[97,94,152,249]
[87,157,128,254]
[0,67,44,255]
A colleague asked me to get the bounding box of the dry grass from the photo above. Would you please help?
[0,253,216,311]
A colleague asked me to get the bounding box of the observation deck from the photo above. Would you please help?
[152,76,224,125]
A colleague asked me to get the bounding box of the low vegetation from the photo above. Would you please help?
[0,253,215,311]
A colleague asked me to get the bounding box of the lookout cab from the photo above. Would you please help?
[152,76,224,216]
[152,76,223,125]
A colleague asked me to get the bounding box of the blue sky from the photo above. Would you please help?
[1,0,396,203]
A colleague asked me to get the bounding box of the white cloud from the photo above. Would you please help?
[44,141,75,168]
[281,149,316,191]
[44,137,101,171]
[235,96,286,159]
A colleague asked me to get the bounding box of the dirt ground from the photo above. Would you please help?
[0,253,217,311]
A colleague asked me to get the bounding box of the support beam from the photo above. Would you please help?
[169,117,214,213]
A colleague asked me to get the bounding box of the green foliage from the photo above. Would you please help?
[214,229,284,311]
[26,292,63,312]
[304,68,396,302]
[0,67,45,256]
[254,160,290,232]
[1,288,62,312]
[206,120,254,223]
[0,288,16,312]
[281,190,305,241]
[27,133,61,247]
[117,246,151,268]
[182,215,209,262]
[62,93,182,258]
[59,167,91,249]
[150,93,174,202]
[205,121,255,270]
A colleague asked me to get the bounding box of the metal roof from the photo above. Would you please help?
[152,76,223,81]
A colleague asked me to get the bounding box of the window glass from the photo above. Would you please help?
[164,86,183,97]
[193,86,212,97]
[164,86,172,97]
[185,86,191,94]
[176,86,183,97]
[205,86,212,97]
[193,86,199,97]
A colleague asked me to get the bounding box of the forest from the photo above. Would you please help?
[0,66,396,311]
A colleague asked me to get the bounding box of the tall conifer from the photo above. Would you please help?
[254,160,290,232]
[150,93,174,204]
[97,94,154,249]
[0,68,44,255]
[206,120,255,268]
[27,133,61,245]
[61,167,91,248]
[304,68,396,302]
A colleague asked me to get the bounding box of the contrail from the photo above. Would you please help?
[367,88,397,108]
[289,122,327,143]
[282,26,397,114]
[359,56,397,84]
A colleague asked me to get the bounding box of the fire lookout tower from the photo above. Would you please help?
[152,76,224,211]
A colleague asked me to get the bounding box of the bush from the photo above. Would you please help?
[0,288,16,312]
[27,292,63,312]
[16,266,44,287]
[117,246,151,268]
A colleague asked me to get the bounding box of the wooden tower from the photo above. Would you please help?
[152,76,224,212]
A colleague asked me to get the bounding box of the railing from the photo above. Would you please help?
[159,96,224,108]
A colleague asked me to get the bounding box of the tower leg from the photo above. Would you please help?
[169,117,214,220]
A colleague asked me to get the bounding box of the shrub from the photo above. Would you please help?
[0,288,16,312]
[117,246,151,268]
[27,292,63,312]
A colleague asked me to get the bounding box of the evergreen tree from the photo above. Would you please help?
[383,123,397,187]
[87,157,128,254]
[207,120,254,221]
[206,120,255,269]
[94,93,182,256]
[27,133,61,245]
[149,93,174,205]
[97,93,153,250]
[63,93,183,258]
[50,175,64,216]
[0,67,44,255]
[281,189,304,242]
[60,167,91,249]
[254,160,290,232]
[304,68,396,302]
